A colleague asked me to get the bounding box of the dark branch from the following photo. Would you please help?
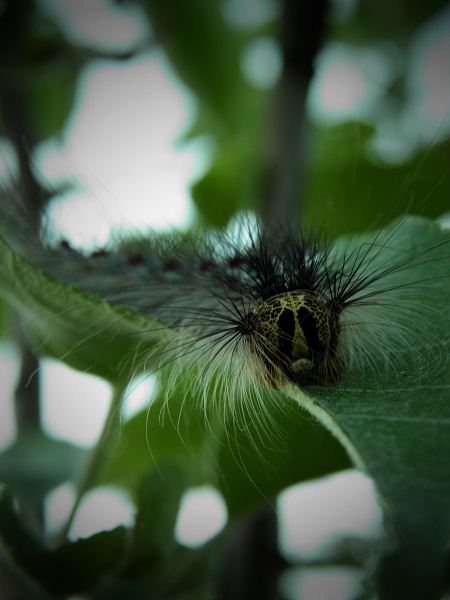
[261,0,329,231]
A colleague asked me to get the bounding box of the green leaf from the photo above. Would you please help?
[101,367,350,522]
[95,543,216,600]
[0,490,127,595]
[0,236,170,382]
[100,389,212,491]
[214,393,351,518]
[29,62,78,137]
[122,463,187,577]
[0,1,80,139]
[92,465,215,600]
[191,132,263,227]
[0,296,9,340]
[141,0,246,124]
[285,218,450,597]
[343,0,448,47]
[304,122,450,234]
[0,431,87,503]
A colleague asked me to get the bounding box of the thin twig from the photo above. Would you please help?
[218,507,287,600]
[53,382,125,547]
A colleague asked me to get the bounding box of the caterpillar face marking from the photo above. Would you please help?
[247,292,341,386]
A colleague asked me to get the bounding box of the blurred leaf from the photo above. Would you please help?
[340,0,449,47]
[28,61,78,138]
[0,296,9,340]
[0,490,127,595]
[90,464,215,599]
[101,375,350,523]
[0,236,171,382]
[286,218,450,598]
[122,463,187,577]
[100,382,215,491]
[0,431,87,503]
[96,543,215,600]
[190,94,269,226]
[141,0,246,123]
[0,463,213,598]
[215,396,350,518]
[304,122,450,233]
[0,1,80,139]
[192,135,260,227]
[0,561,45,600]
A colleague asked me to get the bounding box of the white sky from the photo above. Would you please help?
[37,52,205,247]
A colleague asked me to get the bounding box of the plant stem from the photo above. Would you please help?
[54,382,126,546]
[261,0,329,231]
[218,507,286,600]
[1,2,54,540]
[14,320,41,431]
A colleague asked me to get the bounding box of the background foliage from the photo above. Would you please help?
[0,1,449,599]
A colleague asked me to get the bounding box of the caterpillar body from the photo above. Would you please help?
[1,197,448,425]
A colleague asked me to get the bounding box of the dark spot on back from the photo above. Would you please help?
[91,249,109,258]
[59,239,72,251]
[228,254,245,268]
[127,253,146,266]
[199,259,216,271]
[163,257,182,271]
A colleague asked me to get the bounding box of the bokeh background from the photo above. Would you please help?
[0,1,449,598]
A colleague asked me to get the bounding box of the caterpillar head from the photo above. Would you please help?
[246,292,343,386]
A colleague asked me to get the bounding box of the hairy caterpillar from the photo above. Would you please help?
[0,191,448,432]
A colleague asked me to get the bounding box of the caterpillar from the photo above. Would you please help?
[0,190,448,434]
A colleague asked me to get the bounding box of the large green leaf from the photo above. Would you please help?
[304,122,450,234]
[0,236,170,382]
[0,432,87,503]
[0,466,213,599]
[0,1,79,139]
[336,0,449,46]
[100,385,350,520]
[141,0,246,124]
[121,463,187,576]
[214,396,351,518]
[99,386,214,491]
[284,218,450,598]
[0,490,127,596]
[287,372,450,598]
